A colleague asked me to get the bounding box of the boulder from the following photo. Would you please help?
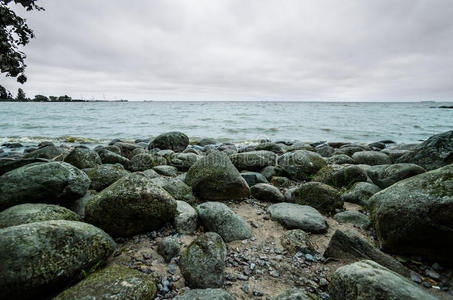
[292,182,343,214]
[255,142,285,154]
[196,202,252,242]
[173,288,233,300]
[175,200,198,234]
[333,210,370,229]
[342,182,381,207]
[83,164,129,191]
[381,149,412,162]
[314,164,367,188]
[179,232,227,288]
[268,203,327,233]
[278,150,326,180]
[326,154,354,165]
[54,265,156,300]
[397,130,453,170]
[315,144,335,158]
[160,178,196,204]
[127,153,167,172]
[366,163,425,188]
[241,171,268,186]
[230,150,277,171]
[149,131,189,152]
[185,152,250,201]
[63,147,101,169]
[329,260,437,300]
[96,149,130,167]
[23,144,63,160]
[153,165,178,176]
[0,157,48,176]
[113,142,143,159]
[198,138,218,147]
[85,173,177,237]
[335,145,369,157]
[270,176,291,188]
[352,151,391,165]
[69,190,96,218]
[170,153,200,171]
[0,203,79,228]
[250,183,285,202]
[280,229,315,254]
[324,230,407,276]
[0,220,116,299]
[370,164,453,263]
[0,162,90,211]
[261,165,283,180]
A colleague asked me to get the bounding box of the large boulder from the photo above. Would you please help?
[83,164,129,191]
[179,232,227,288]
[277,150,326,180]
[230,150,277,171]
[63,147,102,169]
[352,151,391,165]
[173,288,233,300]
[268,203,327,233]
[127,153,166,172]
[324,230,407,276]
[0,162,90,211]
[149,131,189,152]
[370,164,453,263]
[85,173,177,237]
[397,130,453,170]
[292,182,343,215]
[342,182,381,206]
[185,152,250,201]
[250,183,285,202]
[0,220,116,299]
[196,202,252,242]
[54,265,156,300]
[0,203,79,228]
[329,260,437,300]
[313,164,367,188]
[0,157,48,176]
[366,163,426,188]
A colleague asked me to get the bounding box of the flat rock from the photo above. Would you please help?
[175,200,198,234]
[268,203,327,233]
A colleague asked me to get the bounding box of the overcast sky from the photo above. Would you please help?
[3,0,453,101]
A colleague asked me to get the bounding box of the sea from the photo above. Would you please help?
[0,101,452,146]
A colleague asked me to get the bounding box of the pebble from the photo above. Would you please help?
[319,278,329,287]
[305,254,316,262]
[410,271,422,284]
[425,268,441,280]
[250,221,259,228]
[167,263,177,274]
[320,292,330,299]
[242,285,250,294]
[270,270,280,278]
[253,290,264,297]
[423,282,432,288]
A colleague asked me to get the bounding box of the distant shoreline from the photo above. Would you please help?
[0,99,128,103]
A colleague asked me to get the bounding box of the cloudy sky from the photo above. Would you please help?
[3,0,453,101]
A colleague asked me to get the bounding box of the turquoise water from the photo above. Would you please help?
[0,101,451,144]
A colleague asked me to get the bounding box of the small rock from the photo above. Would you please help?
[157,237,180,262]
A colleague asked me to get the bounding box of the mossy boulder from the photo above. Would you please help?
[397,130,453,170]
[326,154,354,165]
[366,163,425,188]
[175,200,198,234]
[54,265,156,300]
[64,147,102,169]
[179,232,227,288]
[83,163,129,191]
[149,131,189,152]
[113,142,144,159]
[342,182,381,207]
[313,164,367,188]
[0,220,116,299]
[255,142,285,154]
[96,149,130,167]
[278,150,326,180]
[185,152,250,201]
[370,164,453,263]
[268,203,327,233]
[333,210,370,229]
[292,182,343,214]
[0,157,48,176]
[230,150,277,171]
[280,229,315,255]
[127,153,167,172]
[329,260,437,300]
[0,203,79,228]
[0,162,90,211]
[153,165,178,176]
[23,144,63,160]
[85,173,177,237]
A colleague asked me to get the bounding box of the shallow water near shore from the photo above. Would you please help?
[0,101,452,144]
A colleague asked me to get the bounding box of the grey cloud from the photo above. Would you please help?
[2,0,453,101]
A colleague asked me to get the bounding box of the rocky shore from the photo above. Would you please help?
[0,130,452,299]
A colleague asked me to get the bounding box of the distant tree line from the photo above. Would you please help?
[0,87,85,102]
